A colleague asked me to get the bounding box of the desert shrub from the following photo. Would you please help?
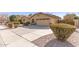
[50,23,76,41]
[13,21,20,28]
[23,22,30,26]
[19,19,23,24]
[7,22,13,28]
[7,23,12,28]
[7,21,20,28]
[57,20,63,23]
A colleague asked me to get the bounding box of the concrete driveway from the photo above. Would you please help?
[0,25,52,47]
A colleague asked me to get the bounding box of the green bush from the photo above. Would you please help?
[7,21,20,28]
[23,22,30,26]
[9,15,16,22]
[50,23,76,41]
[19,19,23,24]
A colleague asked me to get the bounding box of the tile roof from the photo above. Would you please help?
[30,12,61,19]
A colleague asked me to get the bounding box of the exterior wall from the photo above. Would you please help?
[16,15,21,20]
[21,16,29,23]
[74,19,79,28]
[64,16,74,20]
[63,15,79,28]
[30,14,58,26]
[0,15,8,25]
[16,15,30,24]
[64,14,76,20]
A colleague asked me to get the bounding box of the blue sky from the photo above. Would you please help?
[0,12,79,18]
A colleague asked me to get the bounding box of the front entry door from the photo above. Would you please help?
[31,19,36,25]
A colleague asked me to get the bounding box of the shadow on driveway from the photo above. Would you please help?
[45,39,75,47]
[33,33,75,47]
[23,25,50,29]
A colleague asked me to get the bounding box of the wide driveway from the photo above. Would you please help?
[0,25,52,47]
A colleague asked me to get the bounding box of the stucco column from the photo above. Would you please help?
[74,20,79,28]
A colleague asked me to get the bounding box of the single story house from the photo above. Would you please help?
[29,12,61,26]
[21,16,30,23]
[0,15,8,25]
[63,14,79,28]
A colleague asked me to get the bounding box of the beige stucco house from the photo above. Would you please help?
[0,15,8,25]
[15,15,30,24]
[64,14,76,20]
[30,12,61,26]
[74,19,79,28]
[63,14,79,28]
[21,16,30,23]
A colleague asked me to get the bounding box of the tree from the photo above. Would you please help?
[9,15,16,22]
[65,14,76,16]
[74,16,79,19]
[28,14,32,16]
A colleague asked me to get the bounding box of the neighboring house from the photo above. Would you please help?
[63,14,79,28]
[30,12,61,26]
[74,17,79,28]
[64,14,76,20]
[15,15,22,22]
[6,13,61,26]
[21,16,30,23]
[0,15,8,25]
[15,15,30,24]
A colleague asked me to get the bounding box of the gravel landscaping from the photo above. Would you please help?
[33,31,79,47]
